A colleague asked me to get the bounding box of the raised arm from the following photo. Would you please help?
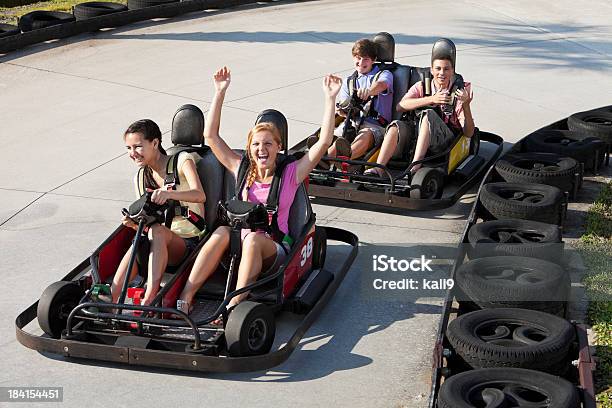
[204,66,241,174]
[456,85,475,138]
[295,74,343,183]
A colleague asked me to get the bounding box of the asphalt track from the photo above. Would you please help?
[1,0,611,407]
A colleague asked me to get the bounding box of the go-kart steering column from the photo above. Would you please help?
[117,218,147,307]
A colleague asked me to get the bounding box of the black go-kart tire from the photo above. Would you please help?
[447,308,574,374]
[437,367,579,408]
[523,129,605,171]
[73,2,128,20]
[455,256,569,315]
[18,11,76,32]
[127,0,178,9]
[567,110,612,144]
[480,182,565,226]
[495,152,581,196]
[467,219,563,262]
[312,226,327,270]
[225,301,275,357]
[37,281,84,339]
[0,23,20,38]
[410,167,444,199]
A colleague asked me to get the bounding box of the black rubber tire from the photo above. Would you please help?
[410,167,444,199]
[225,301,275,357]
[480,182,565,225]
[447,308,574,374]
[495,152,581,195]
[455,256,569,314]
[37,281,84,338]
[438,367,579,408]
[18,11,76,32]
[0,23,20,38]
[523,129,605,171]
[311,226,327,270]
[73,2,128,20]
[467,218,563,262]
[567,110,612,144]
[127,0,178,9]
[594,106,612,115]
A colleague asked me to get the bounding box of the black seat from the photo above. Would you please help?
[166,104,225,231]
[372,32,414,161]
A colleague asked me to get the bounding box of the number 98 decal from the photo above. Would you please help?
[300,237,313,267]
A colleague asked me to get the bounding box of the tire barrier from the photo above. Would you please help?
[429,105,610,408]
[0,0,265,54]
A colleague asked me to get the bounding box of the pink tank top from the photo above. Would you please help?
[239,161,300,239]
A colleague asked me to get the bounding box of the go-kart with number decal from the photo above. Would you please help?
[16,106,357,372]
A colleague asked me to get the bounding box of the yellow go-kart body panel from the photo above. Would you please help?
[447,134,471,173]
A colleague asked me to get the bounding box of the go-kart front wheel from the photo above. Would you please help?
[225,301,275,357]
[410,167,444,199]
[37,281,84,338]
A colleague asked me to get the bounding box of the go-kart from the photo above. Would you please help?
[15,106,358,372]
[290,33,504,210]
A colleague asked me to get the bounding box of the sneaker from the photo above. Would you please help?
[363,167,384,178]
[306,135,319,149]
[335,137,352,158]
[176,300,191,315]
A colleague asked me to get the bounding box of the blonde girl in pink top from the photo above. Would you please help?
[177,67,342,315]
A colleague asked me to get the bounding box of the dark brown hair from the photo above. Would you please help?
[351,39,377,60]
[124,119,166,191]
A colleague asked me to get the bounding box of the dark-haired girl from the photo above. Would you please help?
[111,119,206,305]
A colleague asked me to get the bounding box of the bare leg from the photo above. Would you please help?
[111,247,139,303]
[178,226,230,305]
[350,129,374,159]
[375,125,399,167]
[142,224,187,305]
[411,115,432,172]
[228,232,278,307]
[327,143,338,157]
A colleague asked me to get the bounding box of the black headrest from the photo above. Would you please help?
[431,38,456,68]
[171,104,204,146]
[254,109,288,153]
[373,32,395,63]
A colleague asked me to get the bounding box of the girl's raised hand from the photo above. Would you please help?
[323,74,342,99]
[213,66,231,92]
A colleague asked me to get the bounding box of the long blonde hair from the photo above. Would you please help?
[245,122,283,189]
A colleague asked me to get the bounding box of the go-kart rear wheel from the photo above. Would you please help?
[225,301,275,357]
[410,167,444,199]
[37,281,84,338]
[312,227,327,270]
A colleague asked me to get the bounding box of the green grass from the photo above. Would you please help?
[1,0,126,25]
[575,179,612,407]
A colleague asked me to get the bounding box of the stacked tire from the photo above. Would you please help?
[0,23,20,38]
[523,129,605,172]
[73,2,128,20]
[18,11,75,32]
[494,152,582,198]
